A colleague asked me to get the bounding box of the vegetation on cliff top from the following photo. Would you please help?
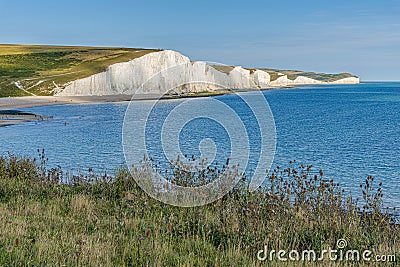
[211,65,357,83]
[261,68,357,82]
[0,44,160,97]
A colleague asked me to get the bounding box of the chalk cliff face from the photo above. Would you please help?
[269,75,359,87]
[253,70,270,88]
[270,75,290,86]
[329,77,360,84]
[292,76,324,84]
[56,50,359,96]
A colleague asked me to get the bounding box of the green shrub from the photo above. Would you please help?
[0,153,398,266]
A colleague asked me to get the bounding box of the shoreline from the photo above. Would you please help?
[0,110,52,126]
[0,95,135,111]
[0,110,53,127]
[0,85,300,111]
[0,86,298,126]
[0,81,366,112]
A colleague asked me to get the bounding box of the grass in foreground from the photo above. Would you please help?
[0,152,398,266]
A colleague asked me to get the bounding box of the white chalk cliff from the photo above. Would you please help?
[55,50,359,96]
[329,77,361,84]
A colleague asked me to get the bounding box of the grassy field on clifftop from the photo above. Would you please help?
[0,44,160,97]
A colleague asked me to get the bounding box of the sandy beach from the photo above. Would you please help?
[0,89,242,112]
[0,95,138,110]
[0,92,229,111]
[0,88,288,127]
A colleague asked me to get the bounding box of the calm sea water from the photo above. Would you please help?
[1,82,399,206]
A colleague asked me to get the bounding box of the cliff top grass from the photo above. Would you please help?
[0,44,161,97]
[210,64,357,82]
[260,68,357,82]
[211,65,235,74]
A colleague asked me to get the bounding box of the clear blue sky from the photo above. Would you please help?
[1,0,399,81]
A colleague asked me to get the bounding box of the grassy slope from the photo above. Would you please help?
[211,65,235,74]
[0,154,398,266]
[0,44,161,97]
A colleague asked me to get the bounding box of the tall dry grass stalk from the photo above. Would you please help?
[0,152,398,266]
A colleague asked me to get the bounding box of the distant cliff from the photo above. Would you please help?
[0,45,359,97]
[56,50,359,96]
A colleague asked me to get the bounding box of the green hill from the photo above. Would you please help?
[0,44,160,97]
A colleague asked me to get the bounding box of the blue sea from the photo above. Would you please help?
[1,82,399,207]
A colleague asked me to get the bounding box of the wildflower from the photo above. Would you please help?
[123,192,134,201]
